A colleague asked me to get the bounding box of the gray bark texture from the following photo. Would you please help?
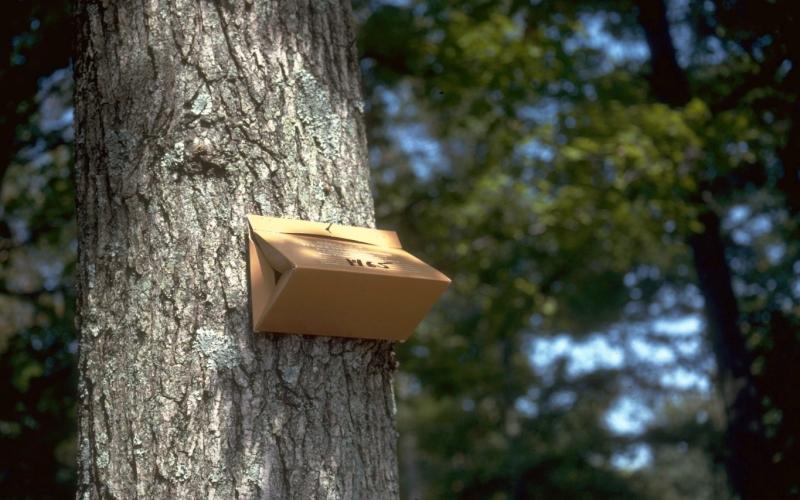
[74,1,399,498]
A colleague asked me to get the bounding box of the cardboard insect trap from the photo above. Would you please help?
[247,214,451,341]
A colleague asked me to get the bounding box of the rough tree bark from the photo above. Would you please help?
[74,1,399,498]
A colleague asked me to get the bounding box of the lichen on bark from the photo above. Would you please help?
[74,1,399,498]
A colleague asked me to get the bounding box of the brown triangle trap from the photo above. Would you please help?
[247,214,451,341]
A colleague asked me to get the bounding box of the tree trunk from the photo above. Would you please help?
[687,210,763,497]
[635,1,761,497]
[74,1,399,498]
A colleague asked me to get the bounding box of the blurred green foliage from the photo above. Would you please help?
[357,0,799,498]
[2,0,799,498]
[1,1,75,496]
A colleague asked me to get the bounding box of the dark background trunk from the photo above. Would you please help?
[636,1,778,497]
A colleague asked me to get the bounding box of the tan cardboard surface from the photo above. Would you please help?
[248,214,402,248]
[247,214,450,341]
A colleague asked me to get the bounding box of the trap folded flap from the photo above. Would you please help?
[247,214,450,341]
